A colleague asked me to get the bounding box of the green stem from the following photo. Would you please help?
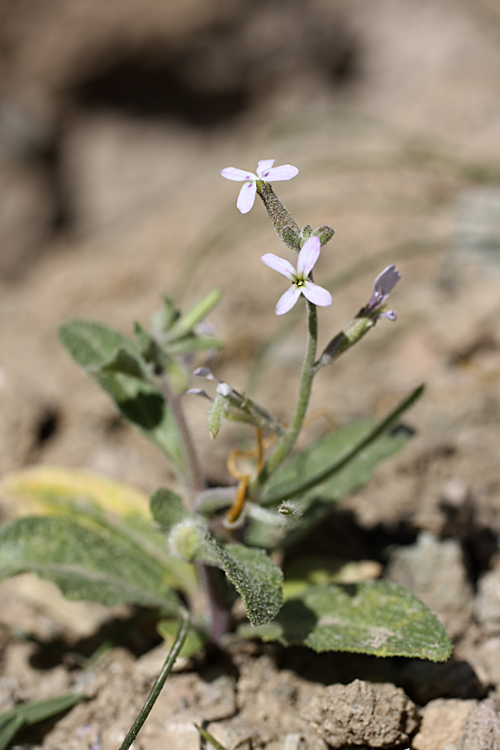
[252,301,318,493]
[119,610,190,750]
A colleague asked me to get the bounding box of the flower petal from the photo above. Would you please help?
[261,253,296,279]
[256,159,275,177]
[237,182,257,213]
[275,286,301,315]
[379,309,397,321]
[302,281,332,307]
[221,167,256,182]
[374,265,401,296]
[297,236,321,275]
[264,164,299,181]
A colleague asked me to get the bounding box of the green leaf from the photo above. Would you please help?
[0,516,181,613]
[151,295,180,334]
[90,348,147,379]
[12,693,85,724]
[151,492,284,626]
[0,693,85,750]
[246,387,422,549]
[165,288,222,342]
[262,386,423,506]
[1,467,197,595]
[150,488,191,532]
[239,581,452,661]
[0,714,23,750]
[157,619,205,658]
[59,320,185,473]
[194,724,227,750]
[208,393,228,439]
[206,539,284,626]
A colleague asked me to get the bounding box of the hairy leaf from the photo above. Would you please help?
[0,516,181,613]
[150,488,191,532]
[239,581,452,661]
[59,320,184,473]
[0,467,197,594]
[205,538,284,626]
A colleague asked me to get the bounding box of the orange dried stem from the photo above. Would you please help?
[226,474,249,525]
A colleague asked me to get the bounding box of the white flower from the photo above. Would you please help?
[220,159,299,214]
[261,236,332,315]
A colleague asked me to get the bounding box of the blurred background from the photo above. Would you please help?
[1,0,500,536]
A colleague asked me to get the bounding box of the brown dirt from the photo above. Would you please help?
[2,0,500,747]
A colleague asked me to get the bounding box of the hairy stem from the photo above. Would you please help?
[252,301,318,493]
[119,610,190,750]
[157,376,206,505]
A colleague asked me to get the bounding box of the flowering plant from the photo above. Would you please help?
[0,160,451,748]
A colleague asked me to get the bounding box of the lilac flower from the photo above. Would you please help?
[220,159,299,214]
[365,265,401,320]
[261,236,332,315]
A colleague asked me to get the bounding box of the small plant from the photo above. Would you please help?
[0,159,452,748]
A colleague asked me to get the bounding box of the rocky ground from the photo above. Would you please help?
[1,0,500,748]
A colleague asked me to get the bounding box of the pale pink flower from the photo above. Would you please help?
[220,159,299,214]
[365,265,401,321]
[261,236,332,315]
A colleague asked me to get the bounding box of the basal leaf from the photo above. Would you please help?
[239,581,452,661]
[0,516,181,613]
[59,320,185,473]
[0,467,197,594]
[0,466,150,519]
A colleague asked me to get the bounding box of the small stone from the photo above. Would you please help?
[475,637,500,686]
[456,698,500,749]
[412,698,477,750]
[475,569,500,636]
[306,679,418,748]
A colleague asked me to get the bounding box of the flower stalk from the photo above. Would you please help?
[257,181,301,250]
[252,299,318,493]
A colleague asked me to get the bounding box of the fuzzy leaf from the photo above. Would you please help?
[150,488,191,532]
[0,516,181,613]
[0,467,197,594]
[239,581,452,661]
[91,347,147,379]
[59,320,185,473]
[208,393,229,439]
[206,539,284,626]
